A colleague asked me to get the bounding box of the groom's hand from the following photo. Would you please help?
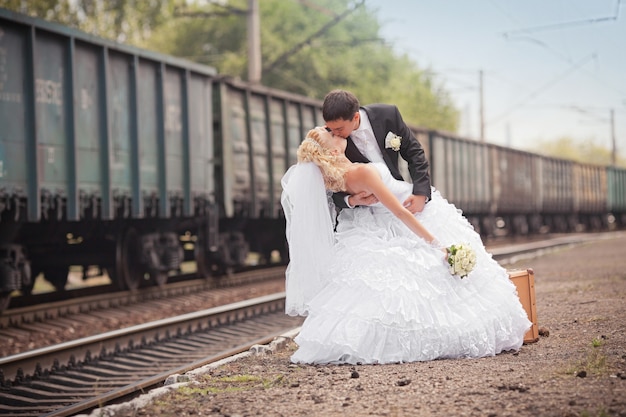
[349,191,378,207]
[403,195,427,214]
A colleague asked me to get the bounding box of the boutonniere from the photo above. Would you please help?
[385,132,402,151]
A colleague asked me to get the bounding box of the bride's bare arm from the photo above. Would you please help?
[345,165,436,244]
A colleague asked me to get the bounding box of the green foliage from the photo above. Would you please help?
[1,0,458,131]
[579,409,611,417]
[528,137,625,167]
[162,0,455,130]
[190,373,286,393]
[0,0,179,43]
[591,337,604,348]
[564,341,608,377]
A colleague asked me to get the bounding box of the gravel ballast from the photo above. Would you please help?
[84,235,626,417]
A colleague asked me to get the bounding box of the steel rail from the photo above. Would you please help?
[0,292,285,384]
[1,266,287,328]
[43,334,283,417]
[491,231,624,264]
[1,292,302,417]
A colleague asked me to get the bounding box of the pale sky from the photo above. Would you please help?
[366,0,626,153]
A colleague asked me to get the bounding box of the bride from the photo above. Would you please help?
[281,127,531,365]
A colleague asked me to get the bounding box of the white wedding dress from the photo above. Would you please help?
[283,162,531,365]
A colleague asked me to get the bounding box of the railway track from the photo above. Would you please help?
[488,231,620,264]
[0,293,303,417]
[0,232,623,416]
[1,265,287,329]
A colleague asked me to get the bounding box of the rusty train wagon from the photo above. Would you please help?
[211,77,322,269]
[572,163,608,231]
[608,166,626,226]
[411,127,622,237]
[536,156,574,233]
[412,128,541,236]
[425,129,492,235]
[0,8,219,309]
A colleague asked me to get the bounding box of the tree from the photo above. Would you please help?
[528,137,625,167]
[1,0,459,131]
[145,0,459,130]
[0,0,178,43]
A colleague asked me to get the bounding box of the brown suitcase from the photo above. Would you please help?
[508,268,539,344]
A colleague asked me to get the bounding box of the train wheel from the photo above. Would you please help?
[513,215,529,236]
[44,267,69,290]
[567,215,581,232]
[195,229,217,278]
[149,271,168,287]
[529,215,543,234]
[590,216,603,231]
[555,217,568,233]
[115,228,145,291]
[19,263,40,296]
[19,282,35,296]
[481,216,497,238]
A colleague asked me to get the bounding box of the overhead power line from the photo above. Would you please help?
[262,0,365,74]
[501,0,621,38]
[488,53,597,125]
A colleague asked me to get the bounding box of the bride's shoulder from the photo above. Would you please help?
[348,163,380,181]
[351,163,376,174]
[345,163,383,192]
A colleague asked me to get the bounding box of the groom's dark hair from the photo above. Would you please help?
[322,90,360,122]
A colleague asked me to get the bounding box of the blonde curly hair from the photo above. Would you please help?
[297,129,347,192]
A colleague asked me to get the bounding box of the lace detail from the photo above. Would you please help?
[326,189,337,229]
[290,162,532,364]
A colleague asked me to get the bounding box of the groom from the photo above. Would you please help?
[323,89,431,214]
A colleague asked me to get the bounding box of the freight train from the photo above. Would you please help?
[410,129,626,237]
[1,9,625,312]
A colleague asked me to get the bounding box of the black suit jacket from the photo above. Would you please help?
[333,104,431,208]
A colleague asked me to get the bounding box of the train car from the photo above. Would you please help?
[408,125,621,237]
[424,129,492,234]
[413,127,542,237]
[0,8,221,310]
[537,156,573,233]
[211,77,322,270]
[486,145,540,236]
[572,163,608,231]
[607,166,626,227]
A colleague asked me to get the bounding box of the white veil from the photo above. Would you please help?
[281,162,335,316]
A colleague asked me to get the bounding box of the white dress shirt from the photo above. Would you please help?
[351,109,384,163]
[345,110,385,208]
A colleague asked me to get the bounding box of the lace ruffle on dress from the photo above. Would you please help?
[290,162,531,365]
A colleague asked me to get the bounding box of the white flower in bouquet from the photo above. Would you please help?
[385,132,402,151]
[447,243,476,278]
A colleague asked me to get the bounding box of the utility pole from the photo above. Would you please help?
[610,108,616,166]
[247,0,261,84]
[569,106,619,165]
[479,69,485,142]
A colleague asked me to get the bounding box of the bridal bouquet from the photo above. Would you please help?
[447,243,476,278]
